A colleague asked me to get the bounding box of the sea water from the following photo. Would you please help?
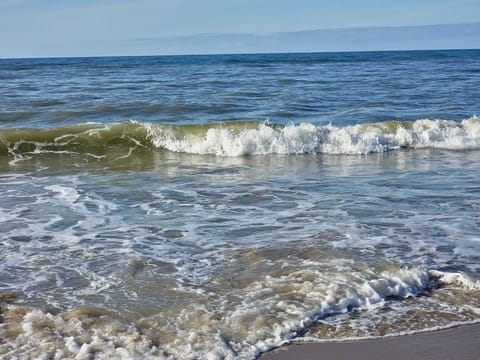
[0,50,480,359]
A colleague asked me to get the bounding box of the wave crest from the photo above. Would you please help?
[1,117,479,160]
[146,117,480,155]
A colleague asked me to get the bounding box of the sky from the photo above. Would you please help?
[1,0,479,58]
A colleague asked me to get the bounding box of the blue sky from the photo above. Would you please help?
[1,0,479,57]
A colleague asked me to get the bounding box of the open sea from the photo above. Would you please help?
[1,49,480,359]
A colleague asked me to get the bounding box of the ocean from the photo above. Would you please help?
[0,50,479,359]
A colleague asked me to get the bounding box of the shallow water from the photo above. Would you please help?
[1,50,480,359]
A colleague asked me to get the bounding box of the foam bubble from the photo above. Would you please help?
[429,270,480,291]
[45,185,80,204]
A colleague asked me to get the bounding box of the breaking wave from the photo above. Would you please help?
[1,117,479,159]
[1,266,479,360]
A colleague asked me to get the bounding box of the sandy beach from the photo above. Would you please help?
[262,324,480,360]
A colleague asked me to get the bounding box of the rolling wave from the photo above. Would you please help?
[1,117,479,159]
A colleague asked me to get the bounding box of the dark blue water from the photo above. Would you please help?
[1,50,479,128]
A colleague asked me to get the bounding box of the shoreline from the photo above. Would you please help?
[261,323,480,360]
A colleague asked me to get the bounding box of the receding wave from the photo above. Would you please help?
[1,266,479,360]
[1,117,479,161]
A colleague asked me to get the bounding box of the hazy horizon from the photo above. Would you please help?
[1,0,480,58]
[1,22,479,59]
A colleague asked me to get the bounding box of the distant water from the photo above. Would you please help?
[1,50,480,359]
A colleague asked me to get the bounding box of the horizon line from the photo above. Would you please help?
[1,47,479,61]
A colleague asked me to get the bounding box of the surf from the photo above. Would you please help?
[1,117,479,162]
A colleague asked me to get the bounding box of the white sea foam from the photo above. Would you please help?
[429,270,480,291]
[3,266,477,360]
[2,130,480,359]
[145,117,480,156]
[45,185,80,204]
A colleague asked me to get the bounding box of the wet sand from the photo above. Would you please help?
[262,324,480,360]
